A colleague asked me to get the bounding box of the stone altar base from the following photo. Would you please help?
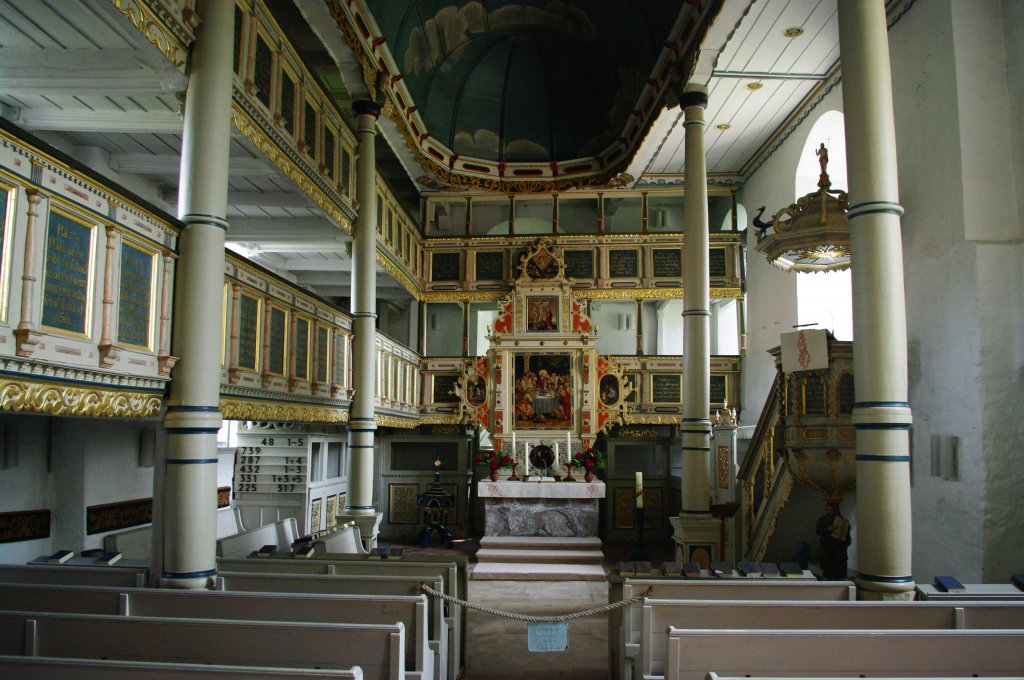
[484,498,598,537]
[472,536,606,581]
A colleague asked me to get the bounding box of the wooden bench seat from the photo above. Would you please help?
[0,563,148,588]
[664,628,1024,680]
[617,579,856,680]
[0,610,404,680]
[0,655,364,678]
[0,583,433,680]
[638,599,1024,680]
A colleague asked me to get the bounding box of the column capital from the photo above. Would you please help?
[352,100,382,119]
[679,86,709,109]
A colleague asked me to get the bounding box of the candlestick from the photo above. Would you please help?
[635,471,644,508]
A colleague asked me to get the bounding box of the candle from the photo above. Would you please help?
[635,471,644,508]
[566,431,571,459]
[512,432,516,454]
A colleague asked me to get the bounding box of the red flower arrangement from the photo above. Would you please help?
[568,446,606,472]
[475,449,514,470]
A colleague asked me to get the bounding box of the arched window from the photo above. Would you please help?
[795,111,853,341]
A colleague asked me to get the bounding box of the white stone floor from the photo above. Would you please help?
[461,579,611,680]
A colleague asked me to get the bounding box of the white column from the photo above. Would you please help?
[838,0,915,599]
[681,85,712,517]
[670,85,720,562]
[161,0,233,588]
[341,100,383,546]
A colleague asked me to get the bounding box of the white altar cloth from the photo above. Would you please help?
[477,480,606,499]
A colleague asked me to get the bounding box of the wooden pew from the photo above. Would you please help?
[0,563,147,588]
[664,629,1024,680]
[0,655,364,678]
[618,579,855,680]
[0,610,405,680]
[0,583,433,680]
[218,554,463,679]
[639,599,1024,680]
[217,571,448,680]
[216,518,300,559]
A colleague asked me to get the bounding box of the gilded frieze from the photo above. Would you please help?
[0,378,161,417]
[220,397,348,423]
[374,414,419,429]
[111,0,191,70]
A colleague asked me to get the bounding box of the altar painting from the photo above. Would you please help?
[514,353,572,429]
[526,295,559,332]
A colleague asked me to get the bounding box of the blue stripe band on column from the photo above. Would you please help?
[349,417,376,422]
[181,214,229,229]
[348,427,377,433]
[166,428,222,435]
[681,418,712,423]
[680,429,711,434]
[681,447,711,452]
[162,568,217,579]
[856,455,912,462]
[166,458,218,465]
[679,509,711,515]
[166,405,221,412]
[345,505,375,510]
[855,423,912,430]
[681,310,711,317]
[854,401,910,409]
[849,207,905,219]
[857,571,914,584]
[353,312,378,319]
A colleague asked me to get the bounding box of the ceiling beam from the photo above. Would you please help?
[0,48,187,95]
[226,217,349,235]
[168,189,315,208]
[110,153,276,177]
[711,70,828,81]
[15,110,183,134]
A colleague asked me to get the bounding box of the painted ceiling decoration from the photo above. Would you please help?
[326,0,724,192]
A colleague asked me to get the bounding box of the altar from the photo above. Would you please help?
[477,480,606,537]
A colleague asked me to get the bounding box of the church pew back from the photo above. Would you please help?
[618,579,855,680]
[665,628,1024,680]
[218,556,461,680]
[0,564,147,588]
[640,599,1024,680]
[217,571,447,680]
[0,583,432,680]
[0,655,364,679]
[0,611,404,680]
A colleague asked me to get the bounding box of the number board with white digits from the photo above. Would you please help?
[232,436,308,495]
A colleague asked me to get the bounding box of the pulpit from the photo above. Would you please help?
[477,480,606,537]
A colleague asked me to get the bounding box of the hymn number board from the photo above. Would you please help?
[233,436,308,496]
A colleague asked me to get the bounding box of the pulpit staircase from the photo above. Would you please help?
[738,374,794,562]
[472,536,606,581]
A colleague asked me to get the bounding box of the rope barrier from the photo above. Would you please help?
[418,583,652,623]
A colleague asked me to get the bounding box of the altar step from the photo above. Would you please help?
[472,536,607,581]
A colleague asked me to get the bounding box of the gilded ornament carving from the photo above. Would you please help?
[220,397,348,423]
[231,106,351,234]
[422,291,506,303]
[618,426,657,439]
[375,414,419,429]
[717,446,730,489]
[624,414,682,425]
[417,413,461,425]
[375,250,421,299]
[576,288,684,301]
[0,378,161,417]
[111,0,190,70]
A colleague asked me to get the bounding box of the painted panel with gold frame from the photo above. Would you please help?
[41,204,97,338]
[431,373,461,404]
[237,291,262,371]
[266,304,289,376]
[293,315,311,380]
[525,295,560,332]
[309,496,322,533]
[325,494,337,528]
[650,373,683,405]
[116,238,158,351]
[388,483,420,524]
[642,487,663,529]
[614,487,636,529]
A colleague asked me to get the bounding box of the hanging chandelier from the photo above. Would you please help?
[753,144,851,272]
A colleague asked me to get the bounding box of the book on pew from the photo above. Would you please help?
[617,561,637,576]
[93,551,123,566]
[711,560,731,577]
[779,561,806,577]
[662,561,682,577]
[1012,574,1024,592]
[634,561,653,576]
[294,544,316,558]
[256,544,277,557]
[760,562,781,577]
[369,546,390,560]
[738,561,764,577]
[682,562,702,578]
[46,549,74,564]
[934,575,966,592]
[387,547,404,560]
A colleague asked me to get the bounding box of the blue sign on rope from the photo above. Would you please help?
[527,622,568,652]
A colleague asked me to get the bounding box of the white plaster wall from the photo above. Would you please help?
[425,302,463,355]
[890,0,985,582]
[737,90,845,425]
[0,416,56,564]
[592,300,637,355]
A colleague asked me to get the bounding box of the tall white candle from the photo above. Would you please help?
[635,471,644,508]
[512,432,516,454]
[566,431,571,459]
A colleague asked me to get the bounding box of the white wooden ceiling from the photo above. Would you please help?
[0,0,852,307]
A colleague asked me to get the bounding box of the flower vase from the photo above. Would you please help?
[584,470,594,483]
[489,469,499,482]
